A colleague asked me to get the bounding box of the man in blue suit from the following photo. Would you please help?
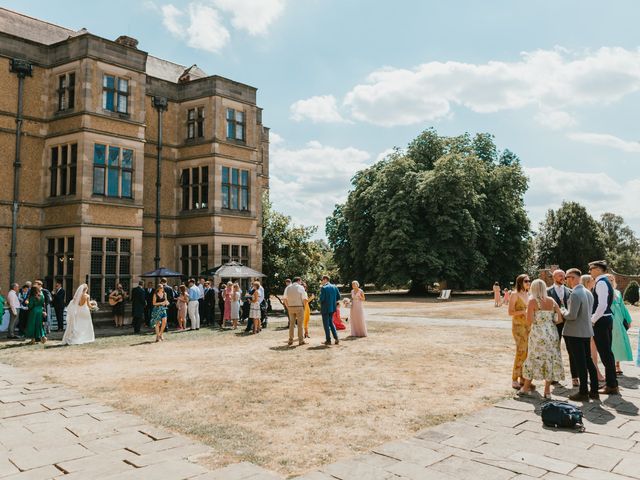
[319,275,341,345]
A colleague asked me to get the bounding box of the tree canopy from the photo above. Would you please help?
[326,128,530,291]
[534,202,607,272]
[599,213,640,274]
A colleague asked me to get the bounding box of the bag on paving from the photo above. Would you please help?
[541,401,584,431]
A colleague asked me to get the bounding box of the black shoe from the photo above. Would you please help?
[334,339,339,345]
[323,341,331,346]
[569,392,589,402]
[589,391,600,400]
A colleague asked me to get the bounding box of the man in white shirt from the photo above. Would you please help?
[187,279,202,330]
[284,277,307,346]
[589,260,618,395]
[6,283,20,339]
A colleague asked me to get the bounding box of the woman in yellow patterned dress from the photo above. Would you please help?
[508,274,531,389]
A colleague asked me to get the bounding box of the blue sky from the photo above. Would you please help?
[6,0,640,236]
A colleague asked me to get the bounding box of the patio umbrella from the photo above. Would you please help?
[211,261,266,279]
[140,267,183,278]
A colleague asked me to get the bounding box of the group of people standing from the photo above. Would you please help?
[3,281,95,345]
[509,260,632,401]
[282,276,368,347]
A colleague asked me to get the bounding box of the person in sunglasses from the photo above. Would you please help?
[508,274,532,390]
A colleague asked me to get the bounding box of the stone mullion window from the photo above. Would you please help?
[187,107,204,139]
[226,108,245,142]
[180,244,208,278]
[221,244,249,266]
[45,236,74,301]
[50,143,77,197]
[57,72,75,111]
[221,167,249,211]
[180,166,208,210]
[102,74,129,114]
[93,144,134,198]
[89,237,132,302]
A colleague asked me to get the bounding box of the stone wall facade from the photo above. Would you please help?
[0,8,269,301]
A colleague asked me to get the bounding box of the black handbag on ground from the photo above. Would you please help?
[541,401,584,431]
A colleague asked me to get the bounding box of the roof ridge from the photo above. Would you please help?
[0,7,76,34]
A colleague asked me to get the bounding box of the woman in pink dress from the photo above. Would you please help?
[176,284,189,330]
[350,281,368,337]
[223,281,233,326]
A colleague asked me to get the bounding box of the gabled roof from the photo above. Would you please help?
[0,7,83,45]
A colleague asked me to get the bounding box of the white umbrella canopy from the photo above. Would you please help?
[214,261,266,279]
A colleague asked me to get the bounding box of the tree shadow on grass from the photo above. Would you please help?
[129,340,158,346]
[269,345,296,352]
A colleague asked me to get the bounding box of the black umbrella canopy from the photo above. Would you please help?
[140,267,183,278]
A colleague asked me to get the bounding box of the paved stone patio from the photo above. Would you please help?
[3,360,640,479]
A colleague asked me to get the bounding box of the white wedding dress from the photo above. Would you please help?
[62,284,95,345]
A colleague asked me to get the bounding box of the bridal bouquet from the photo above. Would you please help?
[88,300,99,312]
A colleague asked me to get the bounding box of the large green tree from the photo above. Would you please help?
[326,128,530,291]
[534,201,606,272]
[599,213,640,274]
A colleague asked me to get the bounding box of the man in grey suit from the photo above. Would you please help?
[562,268,599,401]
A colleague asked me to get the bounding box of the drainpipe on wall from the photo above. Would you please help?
[152,96,168,271]
[9,59,33,286]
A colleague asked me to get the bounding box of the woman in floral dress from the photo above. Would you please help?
[519,279,564,399]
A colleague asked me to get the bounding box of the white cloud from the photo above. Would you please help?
[567,132,640,153]
[534,110,577,130]
[160,4,184,37]
[156,0,284,52]
[290,95,348,123]
[269,138,372,231]
[525,166,640,234]
[294,47,640,127]
[212,0,285,35]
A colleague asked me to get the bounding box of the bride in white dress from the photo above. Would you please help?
[62,284,95,345]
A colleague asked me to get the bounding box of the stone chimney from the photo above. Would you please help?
[115,35,139,49]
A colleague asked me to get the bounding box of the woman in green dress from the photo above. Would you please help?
[607,275,633,373]
[25,284,47,344]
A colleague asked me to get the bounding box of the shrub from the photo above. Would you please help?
[623,281,640,305]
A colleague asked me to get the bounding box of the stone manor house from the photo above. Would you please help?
[0,8,269,302]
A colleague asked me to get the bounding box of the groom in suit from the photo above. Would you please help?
[547,269,577,384]
[131,280,146,334]
[52,280,66,332]
[319,275,341,346]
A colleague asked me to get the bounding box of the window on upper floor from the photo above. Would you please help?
[102,74,129,114]
[187,107,204,139]
[221,167,249,211]
[57,72,75,111]
[50,143,77,197]
[180,166,209,210]
[226,108,245,142]
[93,144,134,198]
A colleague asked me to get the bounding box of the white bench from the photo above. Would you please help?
[436,289,451,301]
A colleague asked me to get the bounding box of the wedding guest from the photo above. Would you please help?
[258,282,267,328]
[176,284,189,331]
[493,281,501,307]
[144,281,154,327]
[6,283,20,339]
[36,280,53,335]
[283,278,292,327]
[302,282,315,339]
[187,279,201,330]
[332,303,347,330]
[547,269,577,387]
[52,280,66,332]
[607,274,633,374]
[25,284,47,345]
[502,288,511,306]
[589,260,618,395]
[350,281,368,337]
[223,281,233,328]
[230,283,241,329]
[284,277,306,345]
[204,281,216,326]
[561,268,599,401]
[508,274,531,390]
[131,280,146,334]
[17,284,30,335]
[109,284,126,328]
[582,274,605,383]
[0,289,5,334]
[151,284,169,342]
[217,282,225,328]
[319,275,341,346]
[519,279,564,399]
[250,281,263,334]
[160,278,176,330]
